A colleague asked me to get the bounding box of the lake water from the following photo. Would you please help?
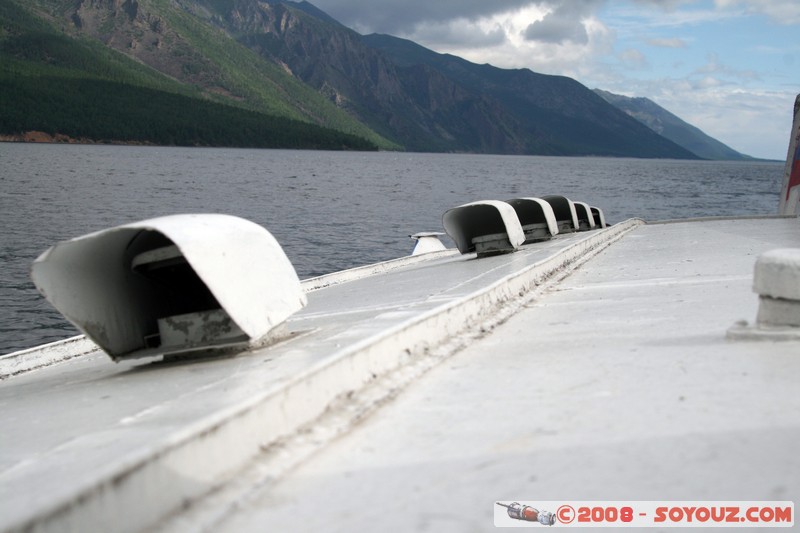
[0,143,785,355]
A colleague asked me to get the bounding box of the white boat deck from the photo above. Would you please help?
[1,216,798,532]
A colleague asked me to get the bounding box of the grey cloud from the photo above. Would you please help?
[522,0,604,45]
[412,22,508,49]
[310,0,537,34]
[523,14,588,44]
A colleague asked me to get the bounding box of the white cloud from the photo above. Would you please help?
[693,53,760,82]
[647,37,687,48]
[661,88,796,159]
[619,47,648,67]
[603,3,738,32]
[695,75,722,88]
[714,0,800,25]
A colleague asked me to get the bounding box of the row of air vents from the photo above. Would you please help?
[442,195,606,256]
[30,197,608,361]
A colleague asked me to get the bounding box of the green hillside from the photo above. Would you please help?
[0,74,377,149]
[0,0,387,149]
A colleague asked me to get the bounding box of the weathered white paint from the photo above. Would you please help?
[185,217,800,533]
[0,335,96,380]
[0,221,640,533]
[30,214,306,360]
[442,200,525,255]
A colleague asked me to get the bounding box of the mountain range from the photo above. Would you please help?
[0,0,751,159]
[594,89,753,161]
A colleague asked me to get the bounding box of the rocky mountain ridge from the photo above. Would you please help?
[594,89,753,160]
[1,0,736,158]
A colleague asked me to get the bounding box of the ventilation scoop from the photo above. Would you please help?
[442,200,524,256]
[506,198,559,243]
[31,214,306,361]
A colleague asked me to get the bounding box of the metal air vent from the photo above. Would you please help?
[573,201,596,231]
[590,206,607,228]
[442,201,524,256]
[541,195,579,233]
[31,214,306,361]
[505,198,559,243]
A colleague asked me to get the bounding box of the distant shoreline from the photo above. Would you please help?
[0,131,154,146]
[0,132,782,162]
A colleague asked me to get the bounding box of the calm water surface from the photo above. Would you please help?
[0,143,784,354]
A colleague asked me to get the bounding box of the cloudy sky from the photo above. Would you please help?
[310,0,799,160]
